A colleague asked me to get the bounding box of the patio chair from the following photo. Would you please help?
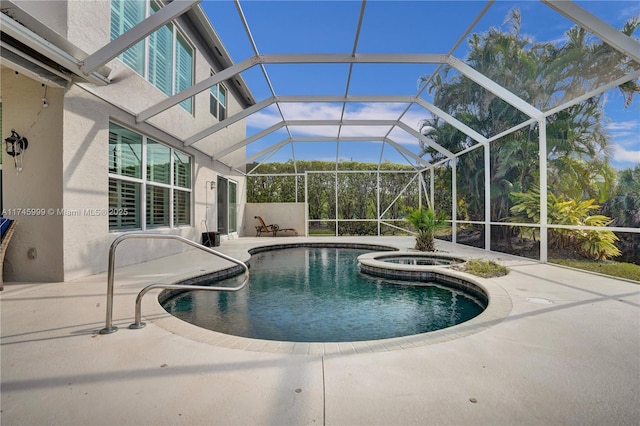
[254,216,298,237]
[254,216,278,237]
[1,218,16,291]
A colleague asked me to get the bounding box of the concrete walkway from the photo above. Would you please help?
[1,236,639,425]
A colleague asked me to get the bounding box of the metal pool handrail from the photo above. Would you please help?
[99,233,249,335]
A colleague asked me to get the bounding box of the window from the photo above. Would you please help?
[173,151,191,226]
[109,179,141,229]
[148,2,173,98]
[210,71,227,121]
[110,0,144,74]
[111,0,193,113]
[109,122,192,231]
[146,139,170,227]
[147,185,169,228]
[175,34,194,113]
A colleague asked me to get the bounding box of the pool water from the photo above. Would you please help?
[162,247,484,342]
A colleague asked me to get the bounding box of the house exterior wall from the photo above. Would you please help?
[60,84,232,279]
[9,0,68,37]
[1,69,65,281]
[2,0,249,281]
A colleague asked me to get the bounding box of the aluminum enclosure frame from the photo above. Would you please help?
[3,0,636,263]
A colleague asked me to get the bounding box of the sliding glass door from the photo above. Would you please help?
[229,180,237,233]
[217,176,237,235]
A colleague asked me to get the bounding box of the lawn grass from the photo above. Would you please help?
[550,259,640,282]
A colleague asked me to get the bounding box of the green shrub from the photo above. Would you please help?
[338,221,377,236]
[509,186,620,260]
[456,259,510,278]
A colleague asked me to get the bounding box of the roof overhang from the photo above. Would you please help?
[0,1,111,85]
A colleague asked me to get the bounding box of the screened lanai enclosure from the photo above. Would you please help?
[123,1,639,264]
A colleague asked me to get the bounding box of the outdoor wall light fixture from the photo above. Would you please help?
[4,129,29,173]
[5,130,28,157]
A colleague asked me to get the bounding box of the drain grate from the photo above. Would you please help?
[526,297,553,305]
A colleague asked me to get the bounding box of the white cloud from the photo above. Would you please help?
[606,118,639,168]
[343,103,408,120]
[612,143,640,165]
[247,102,431,145]
[606,120,639,132]
[248,105,284,129]
[619,6,640,23]
[280,103,343,121]
[289,125,339,138]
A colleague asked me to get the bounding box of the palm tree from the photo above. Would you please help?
[601,166,640,263]
[405,207,448,251]
[419,8,638,230]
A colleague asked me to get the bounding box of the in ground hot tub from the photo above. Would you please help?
[357,252,486,303]
[375,253,465,266]
[358,251,466,270]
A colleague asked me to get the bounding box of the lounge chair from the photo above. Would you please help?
[254,216,298,237]
[1,218,16,290]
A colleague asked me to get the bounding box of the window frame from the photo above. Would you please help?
[111,0,194,114]
[209,70,227,121]
[108,122,193,232]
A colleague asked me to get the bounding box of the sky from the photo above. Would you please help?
[200,0,640,170]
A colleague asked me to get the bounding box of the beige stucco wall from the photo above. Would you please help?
[65,0,250,244]
[63,0,248,168]
[0,69,241,281]
[2,1,249,281]
[67,0,109,55]
[10,0,68,37]
[58,83,247,279]
[59,84,247,280]
[1,69,65,281]
[244,203,306,237]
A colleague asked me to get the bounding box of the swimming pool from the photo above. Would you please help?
[161,246,485,342]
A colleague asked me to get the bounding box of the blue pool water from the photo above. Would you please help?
[161,247,484,342]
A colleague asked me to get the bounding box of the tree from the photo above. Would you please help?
[419,8,638,238]
[601,166,640,263]
[603,165,640,228]
[406,207,448,251]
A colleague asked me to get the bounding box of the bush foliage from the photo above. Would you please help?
[509,186,621,260]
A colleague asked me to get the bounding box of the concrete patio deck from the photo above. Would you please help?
[1,236,639,425]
